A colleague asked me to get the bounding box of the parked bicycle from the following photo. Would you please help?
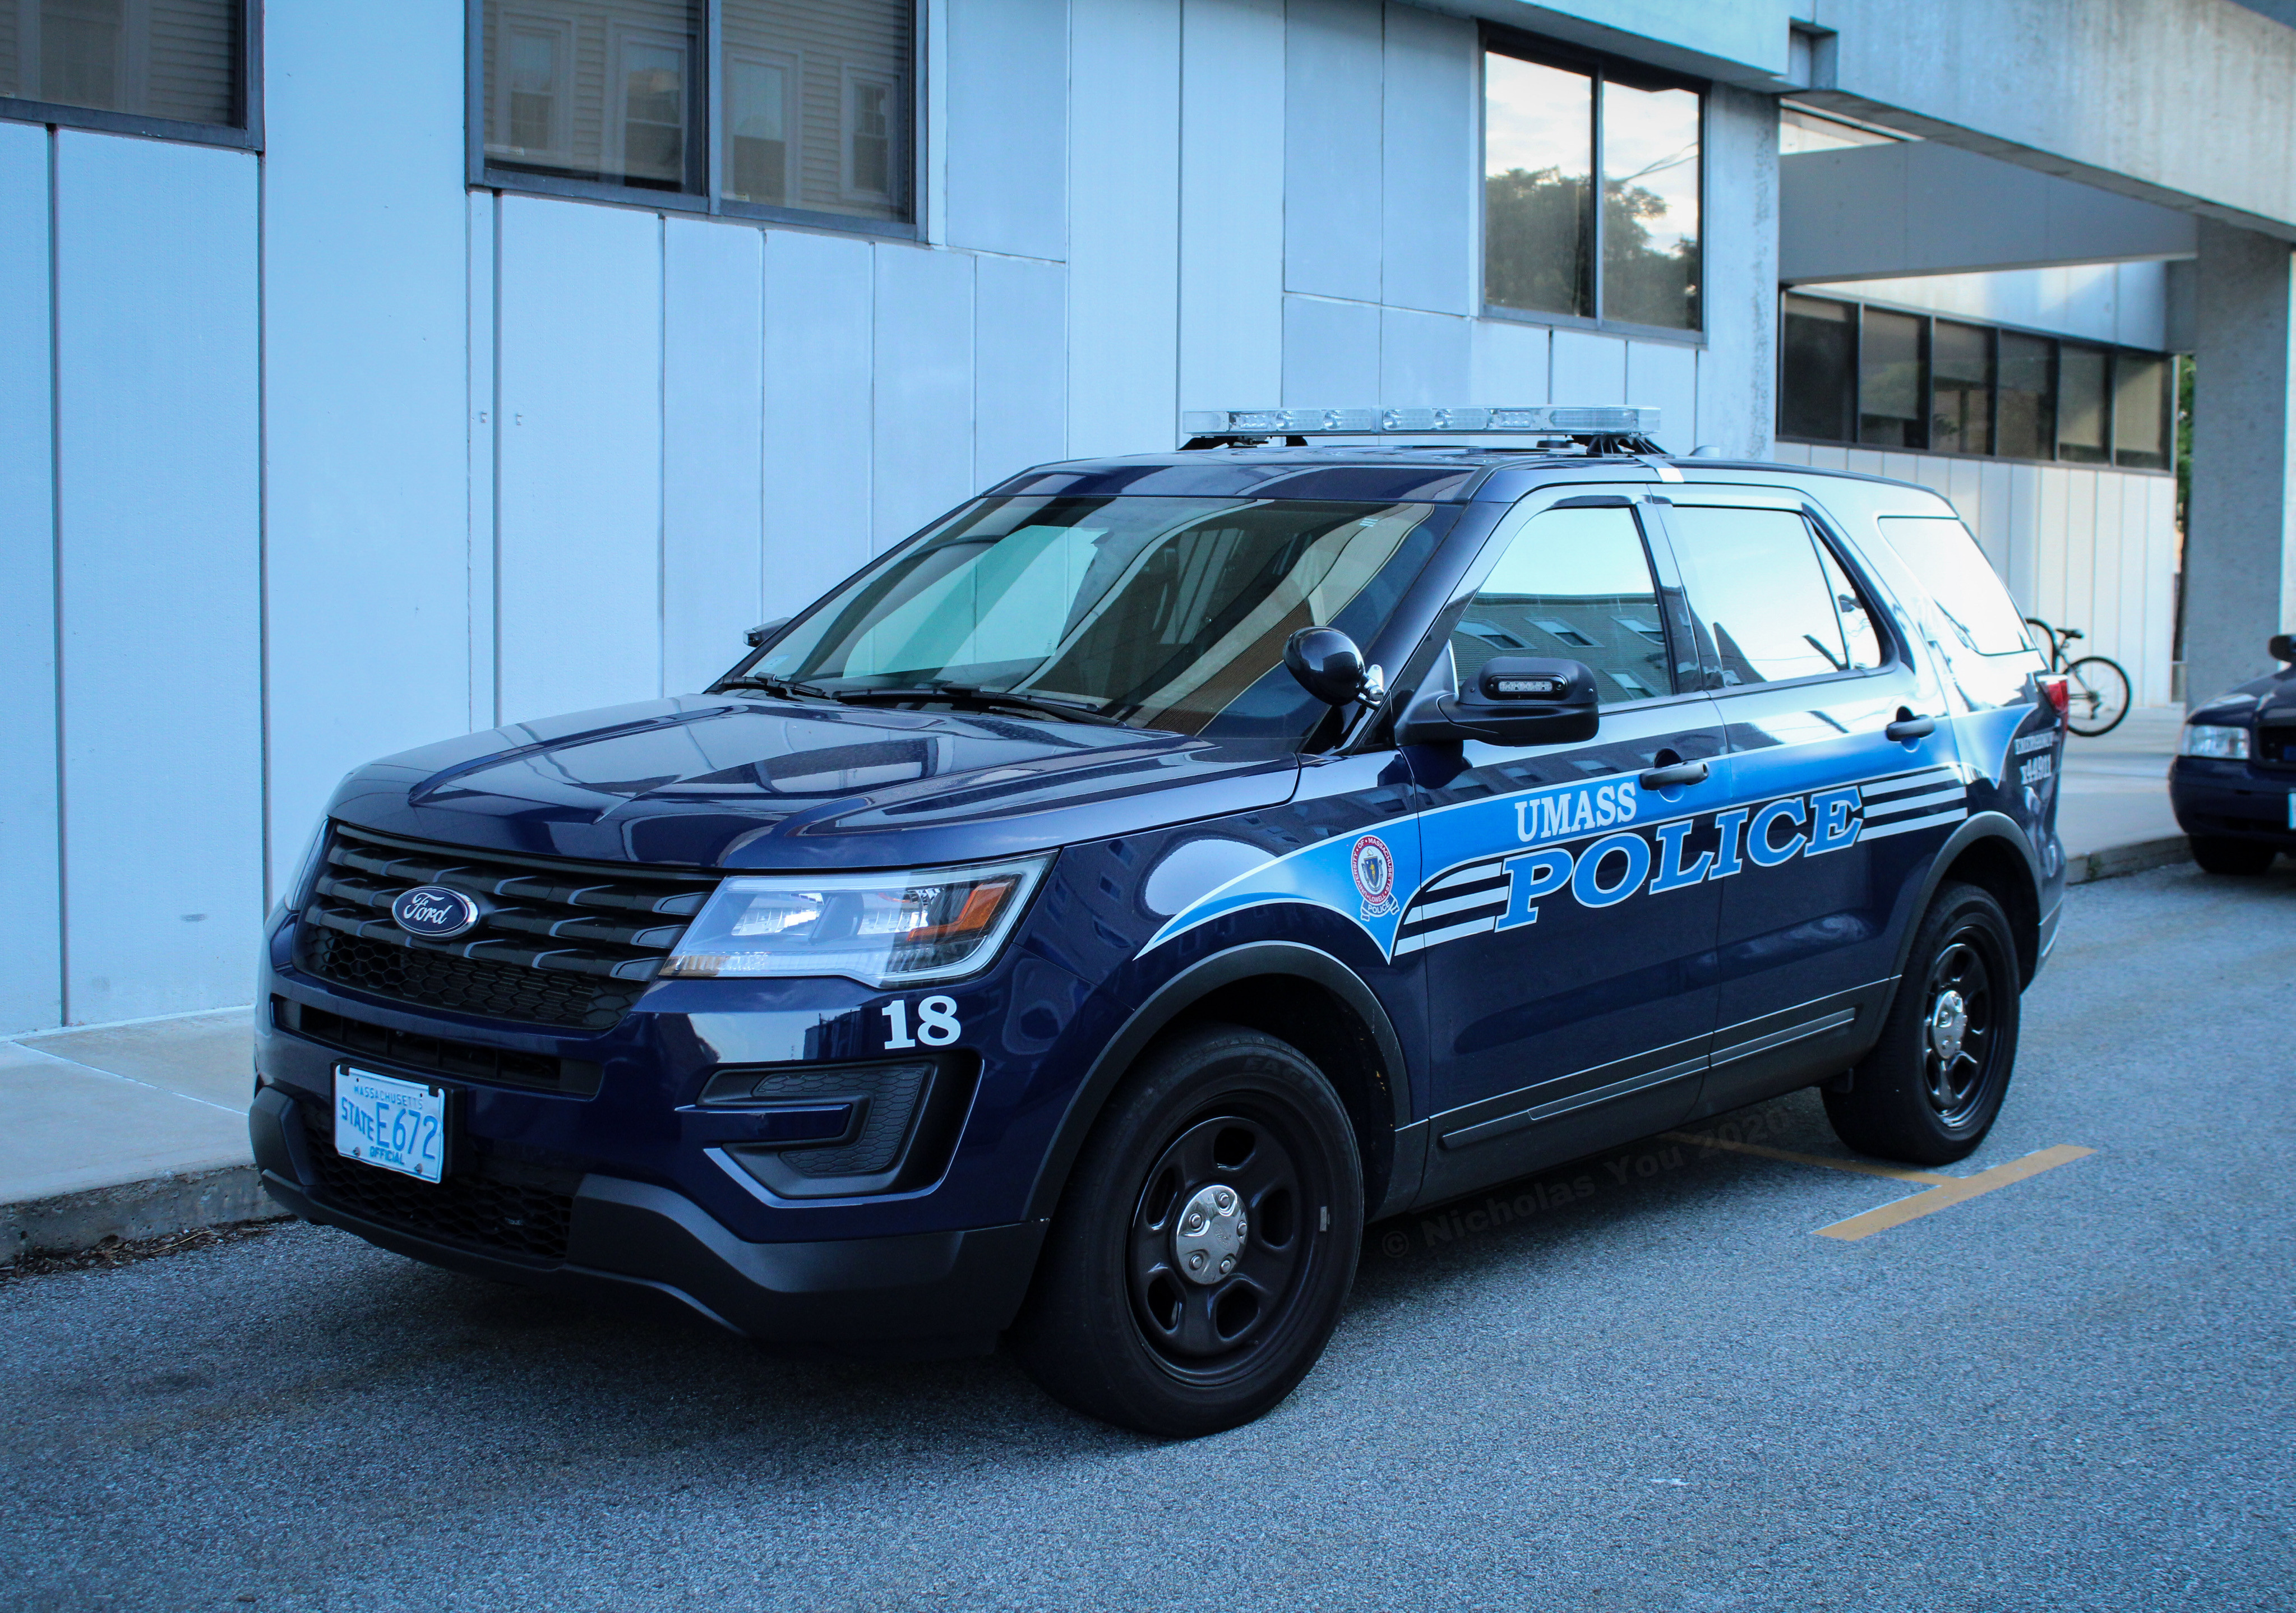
[2024,618,2132,737]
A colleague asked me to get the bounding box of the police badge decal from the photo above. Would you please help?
[1351,833,1398,920]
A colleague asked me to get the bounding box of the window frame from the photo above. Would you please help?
[1774,292,2178,476]
[467,0,922,240]
[0,0,263,151]
[1477,27,1706,345]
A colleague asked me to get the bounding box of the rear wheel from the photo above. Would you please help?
[2063,655,2131,736]
[1009,1023,1362,1437]
[2191,835,2277,876]
[1823,882,2021,1166]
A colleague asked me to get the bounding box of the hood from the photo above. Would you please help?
[2189,665,2296,728]
[326,695,1301,870]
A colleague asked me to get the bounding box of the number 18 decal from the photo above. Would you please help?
[883,996,962,1050]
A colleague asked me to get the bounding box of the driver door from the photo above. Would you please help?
[1403,494,1728,1202]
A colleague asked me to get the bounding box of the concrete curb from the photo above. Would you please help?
[2,1165,287,1263]
[2064,834,2192,886]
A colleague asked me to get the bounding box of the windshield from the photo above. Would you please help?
[733,496,1452,740]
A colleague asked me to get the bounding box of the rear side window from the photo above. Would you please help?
[1667,506,1857,685]
[1875,516,2032,657]
[1453,505,1673,704]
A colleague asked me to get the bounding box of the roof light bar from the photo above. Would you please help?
[1179,405,1661,437]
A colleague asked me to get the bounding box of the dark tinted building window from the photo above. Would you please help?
[1930,321,1993,456]
[0,0,242,126]
[1859,308,1927,449]
[1995,331,2056,461]
[2113,353,2169,470]
[2057,344,2110,464]
[1484,44,1700,331]
[1781,294,1856,443]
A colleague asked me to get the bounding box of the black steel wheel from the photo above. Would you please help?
[1823,882,2022,1165]
[2063,655,2132,737]
[1009,1023,1361,1436]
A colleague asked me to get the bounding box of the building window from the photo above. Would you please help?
[1777,294,2173,471]
[0,0,253,143]
[1482,40,1701,334]
[478,0,916,232]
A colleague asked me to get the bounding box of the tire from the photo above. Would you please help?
[2190,835,2277,876]
[1823,882,2022,1166]
[2063,655,2132,737]
[1008,1023,1362,1438]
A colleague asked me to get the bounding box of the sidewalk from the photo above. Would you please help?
[0,715,2198,1260]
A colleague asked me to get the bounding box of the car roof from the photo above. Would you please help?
[986,447,1951,506]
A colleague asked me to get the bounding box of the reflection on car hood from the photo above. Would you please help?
[2189,666,2296,727]
[326,695,1302,869]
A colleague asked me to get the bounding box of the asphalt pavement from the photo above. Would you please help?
[2,860,2289,1612]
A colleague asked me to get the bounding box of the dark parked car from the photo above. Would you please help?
[2169,634,2296,874]
[252,406,2067,1435]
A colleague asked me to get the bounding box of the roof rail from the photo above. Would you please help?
[1178,405,1663,455]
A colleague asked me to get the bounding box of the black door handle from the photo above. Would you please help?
[1885,708,1937,743]
[1638,759,1710,789]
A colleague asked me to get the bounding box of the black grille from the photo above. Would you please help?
[2258,725,2296,770]
[303,1138,575,1263]
[276,998,602,1097]
[295,826,718,1031]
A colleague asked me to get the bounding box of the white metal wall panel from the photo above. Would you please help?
[1283,0,1381,303]
[976,254,1069,487]
[1379,1,1471,316]
[467,193,498,729]
[1551,329,1627,404]
[763,229,874,611]
[1624,341,1697,455]
[2142,476,2178,706]
[496,197,664,724]
[663,219,766,696]
[2003,463,2041,612]
[0,123,59,1033]
[2088,473,2125,665]
[944,0,1069,261]
[874,245,977,548]
[1283,294,1379,403]
[262,0,473,889]
[53,133,261,1024]
[2035,465,2069,628]
[1068,0,1181,458]
[1179,0,1285,414]
[2062,472,2097,645]
[1470,318,1549,404]
[1380,307,1469,404]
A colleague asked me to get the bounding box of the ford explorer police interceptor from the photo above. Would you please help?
[252,405,2067,1436]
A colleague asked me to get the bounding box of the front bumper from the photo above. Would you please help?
[251,1087,1046,1357]
[2169,759,2296,846]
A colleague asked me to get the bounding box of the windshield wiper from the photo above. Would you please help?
[715,673,841,701]
[831,683,1128,726]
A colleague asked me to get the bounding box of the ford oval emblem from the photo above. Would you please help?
[390,885,482,940]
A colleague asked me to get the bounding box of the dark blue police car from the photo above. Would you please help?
[253,405,2067,1435]
[2170,634,2296,874]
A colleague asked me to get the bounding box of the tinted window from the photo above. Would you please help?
[1814,541,1884,671]
[1876,515,2032,657]
[1602,77,1701,330]
[1669,507,1851,685]
[1859,309,1927,448]
[1996,331,2056,460]
[2114,353,2169,470]
[1484,54,1594,320]
[1454,506,1671,704]
[0,0,241,124]
[1931,320,1993,455]
[2057,344,2110,464]
[1781,295,1855,443]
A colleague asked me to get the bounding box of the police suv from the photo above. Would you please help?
[253,406,2067,1436]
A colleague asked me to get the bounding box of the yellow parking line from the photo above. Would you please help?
[1663,1131,2096,1241]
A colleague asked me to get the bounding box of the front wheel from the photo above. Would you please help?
[2063,655,2132,737]
[1823,882,2021,1166]
[1009,1023,1362,1437]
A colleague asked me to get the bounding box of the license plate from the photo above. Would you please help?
[334,1066,448,1183]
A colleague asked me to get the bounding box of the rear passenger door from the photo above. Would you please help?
[1655,493,1958,1117]
[1406,494,1729,1200]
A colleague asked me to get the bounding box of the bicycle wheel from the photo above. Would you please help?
[2063,655,2132,736]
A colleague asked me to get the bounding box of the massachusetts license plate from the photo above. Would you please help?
[334,1066,447,1183]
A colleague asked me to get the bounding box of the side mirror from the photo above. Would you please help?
[1396,656,1600,747]
[745,617,792,649]
[2271,634,2296,665]
[1285,626,1380,706]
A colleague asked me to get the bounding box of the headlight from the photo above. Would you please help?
[2179,723,2250,760]
[660,856,1050,986]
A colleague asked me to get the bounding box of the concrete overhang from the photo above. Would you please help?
[1781,141,2198,285]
